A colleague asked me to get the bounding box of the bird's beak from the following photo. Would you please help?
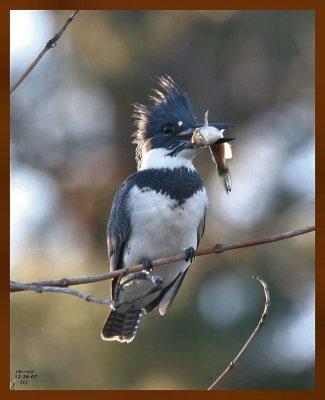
[191,123,235,148]
[195,122,235,130]
[177,128,196,141]
[178,123,235,145]
[214,137,235,144]
[178,123,234,135]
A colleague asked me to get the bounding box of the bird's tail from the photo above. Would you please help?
[101,308,145,343]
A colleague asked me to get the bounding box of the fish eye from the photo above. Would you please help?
[163,124,174,135]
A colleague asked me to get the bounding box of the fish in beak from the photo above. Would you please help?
[192,111,235,194]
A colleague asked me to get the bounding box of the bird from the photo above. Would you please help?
[101,76,234,343]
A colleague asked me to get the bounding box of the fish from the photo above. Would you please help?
[191,111,234,194]
[209,141,233,193]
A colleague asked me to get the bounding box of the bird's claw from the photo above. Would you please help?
[185,247,196,263]
[140,257,153,273]
[139,257,165,289]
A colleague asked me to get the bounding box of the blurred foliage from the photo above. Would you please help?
[10,10,314,389]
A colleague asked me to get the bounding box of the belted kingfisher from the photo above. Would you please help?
[101,76,234,343]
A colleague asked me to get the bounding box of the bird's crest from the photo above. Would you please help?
[132,76,196,167]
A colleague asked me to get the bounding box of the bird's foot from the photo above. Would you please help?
[185,246,196,263]
[137,258,165,290]
[140,257,153,273]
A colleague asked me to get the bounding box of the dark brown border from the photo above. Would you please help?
[2,1,321,399]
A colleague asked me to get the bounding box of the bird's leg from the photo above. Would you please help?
[185,246,196,263]
[115,258,165,309]
[140,257,165,288]
[140,257,153,273]
[116,258,153,291]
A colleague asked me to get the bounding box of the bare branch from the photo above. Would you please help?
[10,278,164,308]
[10,225,314,293]
[207,276,270,390]
[10,281,113,306]
[10,10,79,94]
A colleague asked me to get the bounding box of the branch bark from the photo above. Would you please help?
[10,10,79,94]
[10,281,112,306]
[207,276,270,389]
[10,225,314,293]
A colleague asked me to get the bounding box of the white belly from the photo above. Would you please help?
[123,185,208,284]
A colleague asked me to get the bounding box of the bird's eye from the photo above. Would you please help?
[163,124,174,135]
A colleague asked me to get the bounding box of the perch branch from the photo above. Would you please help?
[10,225,314,293]
[10,281,113,306]
[10,278,165,307]
[207,276,270,390]
[10,10,79,94]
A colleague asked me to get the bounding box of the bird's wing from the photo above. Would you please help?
[158,269,189,315]
[107,178,134,298]
[158,208,208,316]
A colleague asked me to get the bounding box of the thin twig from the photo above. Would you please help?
[10,225,314,293]
[207,276,270,390]
[10,281,113,306]
[10,277,164,307]
[10,10,79,94]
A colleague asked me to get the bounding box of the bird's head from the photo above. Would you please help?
[132,76,234,170]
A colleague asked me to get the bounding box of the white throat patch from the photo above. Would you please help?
[140,148,196,170]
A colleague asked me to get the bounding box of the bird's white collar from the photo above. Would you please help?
[139,148,195,170]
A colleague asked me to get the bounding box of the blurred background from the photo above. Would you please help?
[10,10,314,389]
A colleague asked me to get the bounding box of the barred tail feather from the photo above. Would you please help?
[101,308,145,343]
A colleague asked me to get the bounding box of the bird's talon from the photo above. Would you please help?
[140,257,153,272]
[185,246,196,262]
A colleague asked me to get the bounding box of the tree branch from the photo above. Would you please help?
[207,276,270,390]
[10,278,164,307]
[10,10,79,94]
[10,281,113,306]
[10,225,314,293]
